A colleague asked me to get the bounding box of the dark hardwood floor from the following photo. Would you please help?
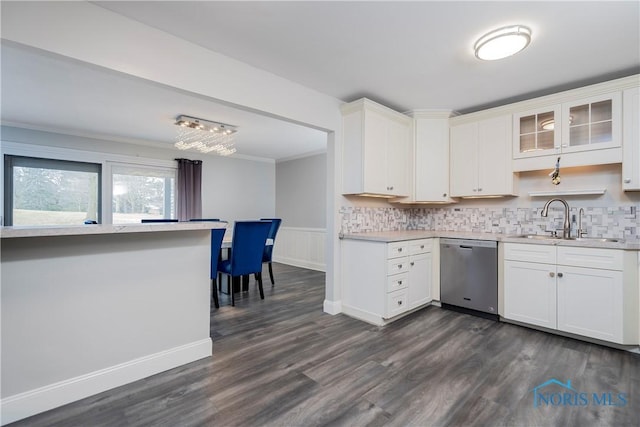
[11,263,640,426]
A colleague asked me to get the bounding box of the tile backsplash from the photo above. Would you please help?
[340,205,640,240]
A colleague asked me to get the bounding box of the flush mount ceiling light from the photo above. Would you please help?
[474,25,531,61]
[174,115,237,156]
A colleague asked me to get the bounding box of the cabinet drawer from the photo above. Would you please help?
[387,241,409,259]
[557,246,623,270]
[387,258,409,275]
[387,272,409,293]
[504,243,556,264]
[385,289,408,318]
[408,239,432,255]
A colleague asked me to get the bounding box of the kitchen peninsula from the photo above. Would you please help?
[1,222,226,425]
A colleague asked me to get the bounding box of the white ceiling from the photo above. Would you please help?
[2,1,639,161]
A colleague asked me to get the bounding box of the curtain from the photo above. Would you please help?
[176,158,202,221]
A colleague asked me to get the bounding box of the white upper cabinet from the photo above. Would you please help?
[450,114,517,198]
[394,111,455,204]
[512,90,624,172]
[513,105,561,159]
[342,98,411,197]
[562,92,621,153]
[622,87,640,190]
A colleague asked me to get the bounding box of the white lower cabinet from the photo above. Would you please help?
[504,260,557,329]
[557,265,623,342]
[503,243,638,345]
[342,238,434,325]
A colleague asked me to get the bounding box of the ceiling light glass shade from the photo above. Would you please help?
[174,115,237,156]
[474,25,531,60]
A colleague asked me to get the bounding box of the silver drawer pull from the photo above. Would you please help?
[397,300,403,306]
[410,262,415,266]
[420,245,424,249]
[549,272,555,277]
[397,264,403,269]
[558,272,563,278]
[398,280,402,285]
[397,248,403,252]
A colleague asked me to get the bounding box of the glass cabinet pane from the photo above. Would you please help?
[570,125,589,146]
[569,104,589,126]
[520,134,535,152]
[537,111,555,131]
[538,130,554,149]
[591,121,612,144]
[591,100,612,122]
[520,115,536,133]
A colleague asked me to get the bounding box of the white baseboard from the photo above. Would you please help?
[323,299,342,315]
[274,255,325,272]
[1,339,212,426]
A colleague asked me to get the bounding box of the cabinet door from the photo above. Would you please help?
[477,115,514,196]
[450,122,478,197]
[363,109,391,195]
[387,118,410,196]
[561,92,621,154]
[557,266,623,343]
[623,87,640,190]
[407,252,432,309]
[504,260,557,329]
[415,117,451,201]
[513,105,561,159]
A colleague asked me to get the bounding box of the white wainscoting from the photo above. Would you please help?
[273,227,326,272]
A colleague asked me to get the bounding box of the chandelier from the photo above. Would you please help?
[174,115,237,156]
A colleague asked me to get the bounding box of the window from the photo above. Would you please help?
[111,164,176,224]
[4,155,101,226]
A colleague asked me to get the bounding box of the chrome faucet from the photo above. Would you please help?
[541,198,571,239]
[577,208,586,238]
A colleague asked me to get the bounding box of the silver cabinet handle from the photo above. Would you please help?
[442,193,447,197]
[478,188,482,192]
[410,262,415,266]
[398,280,402,285]
[420,245,424,249]
[558,272,563,278]
[549,272,555,277]
[397,300,403,306]
[397,264,403,269]
[624,178,631,184]
[397,248,403,252]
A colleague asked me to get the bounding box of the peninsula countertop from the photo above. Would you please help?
[0,221,228,239]
[341,230,640,251]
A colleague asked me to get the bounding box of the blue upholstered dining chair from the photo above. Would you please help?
[140,219,179,223]
[259,218,282,285]
[208,228,227,309]
[216,220,271,306]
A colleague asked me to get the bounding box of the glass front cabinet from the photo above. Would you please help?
[513,92,621,160]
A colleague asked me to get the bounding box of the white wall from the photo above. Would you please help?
[274,153,327,271]
[0,126,276,223]
[276,153,327,228]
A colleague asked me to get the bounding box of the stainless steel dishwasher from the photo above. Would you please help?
[440,238,498,320]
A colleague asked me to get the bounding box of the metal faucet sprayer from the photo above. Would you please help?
[541,198,571,239]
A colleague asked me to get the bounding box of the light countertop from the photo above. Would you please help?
[341,230,640,251]
[1,222,228,239]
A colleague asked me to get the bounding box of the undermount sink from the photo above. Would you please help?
[572,237,623,243]
[510,234,622,243]
[511,234,562,240]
